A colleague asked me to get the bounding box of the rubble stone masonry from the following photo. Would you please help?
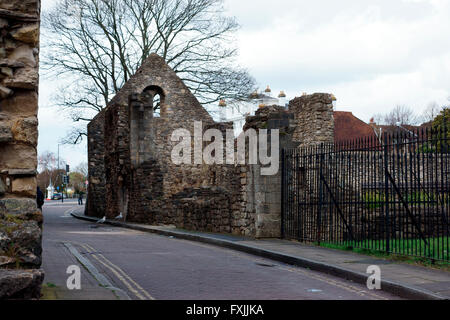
[87,53,335,240]
[289,93,335,147]
[0,0,44,299]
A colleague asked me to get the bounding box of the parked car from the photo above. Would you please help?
[52,193,63,200]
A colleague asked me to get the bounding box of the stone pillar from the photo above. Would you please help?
[0,0,44,299]
[243,106,298,238]
[289,93,336,147]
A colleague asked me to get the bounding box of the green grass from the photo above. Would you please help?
[361,192,385,209]
[405,191,436,203]
[316,237,450,267]
[0,215,24,234]
[361,191,446,209]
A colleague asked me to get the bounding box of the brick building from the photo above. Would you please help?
[333,111,377,143]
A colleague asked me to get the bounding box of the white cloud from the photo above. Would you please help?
[38,81,88,168]
[37,0,450,167]
[226,0,450,118]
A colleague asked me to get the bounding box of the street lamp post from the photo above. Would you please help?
[58,144,64,203]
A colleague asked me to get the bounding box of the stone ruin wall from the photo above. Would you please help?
[87,111,107,219]
[0,0,44,299]
[85,52,339,239]
[148,105,298,238]
[87,88,334,239]
[289,93,335,147]
[116,106,298,238]
[180,121,244,235]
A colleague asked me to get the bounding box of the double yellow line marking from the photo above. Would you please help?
[77,242,155,300]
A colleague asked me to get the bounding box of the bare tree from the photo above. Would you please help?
[42,0,256,144]
[371,113,384,125]
[38,151,57,174]
[37,151,67,191]
[422,102,444,123]
[383,105,420,126]
[75,162,88,177]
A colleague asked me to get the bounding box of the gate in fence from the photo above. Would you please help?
[281,122,449,261]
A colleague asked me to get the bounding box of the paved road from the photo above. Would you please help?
[42,200,402,300]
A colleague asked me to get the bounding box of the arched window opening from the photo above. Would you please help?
[153,94,161,118]
[143,86,165,118]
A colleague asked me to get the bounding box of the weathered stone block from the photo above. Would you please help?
[0,84,13,98]
[12,177,36,196]
[0,18,8,28]
[0,58,25,68]
[0,122,13,142]
[3,66,38,89]
[11,23,39,45]
[8,45,36,67]
[11,116,38,145]
[0,66,13,77]
[0,178,6,196]
[0,144,37,169]
[0,91,38,116]
[0,269,44,300]
[0,218,41,261]
[0,198,37,215]
[255,214,281,239]
[4,168,37,176]
[0,0,40,15]
[3,39,16,51]
[255,192,265,204]
[265,191,281,205]
[0,256,15,267]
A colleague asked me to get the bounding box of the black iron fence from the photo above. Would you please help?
[281,122,449,261]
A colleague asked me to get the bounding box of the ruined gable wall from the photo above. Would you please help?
[0,0,44,299]
[127,55,215,201]
[100,54,216,222]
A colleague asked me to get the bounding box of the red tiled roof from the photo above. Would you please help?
[333,111,377,143]
[376,123,428,136]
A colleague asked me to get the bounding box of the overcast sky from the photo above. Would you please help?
[38,0,450,168]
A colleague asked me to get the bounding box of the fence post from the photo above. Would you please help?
[281,148,285,239]
[317,143,324,245]
[444,110,448,153]
[383,134,391,254]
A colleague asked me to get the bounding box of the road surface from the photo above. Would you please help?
[42,200,402,300]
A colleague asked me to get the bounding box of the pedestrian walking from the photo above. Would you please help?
[36,187,45,210]
[78,192,84,205]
